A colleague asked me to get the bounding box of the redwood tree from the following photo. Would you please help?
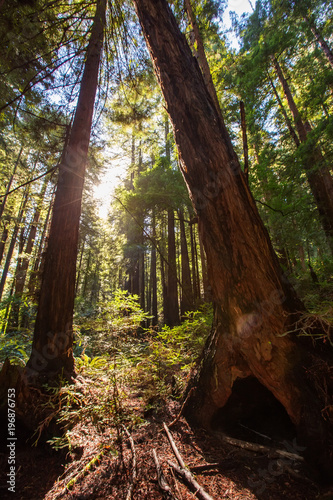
[133,0,333,479]
[26,0,107,381]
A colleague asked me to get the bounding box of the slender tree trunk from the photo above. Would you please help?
[151,220,158,327]
[133,0,333,479]
[139,234,145,311]
[75,235,86,296]
[27,191,54,300]
[26,0,107,381]
[0,146,23,220]
[189,221,199,303]
[0,189,29,301]
[0,226,8,265]
[199,232,210,302]
[165,208,180,326]
[273,57,333,252]
[193,224,201,301]
[268,71,300,146]
[239,101,249,184]
[13,178,48,301]
[304,16,333,70]
[179,209,193,316]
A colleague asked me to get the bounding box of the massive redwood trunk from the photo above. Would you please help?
[133,0,333,480]
[25,0,106,381]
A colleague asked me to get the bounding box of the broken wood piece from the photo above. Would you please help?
[122,425,137,500]
[168,460,214,500]
[163,422,186,469]
[217,433,304,461]
[152,449,178,500]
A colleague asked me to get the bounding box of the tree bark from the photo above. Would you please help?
[26,0,106,381]
[184,0,221,117]
[133,0,333,480]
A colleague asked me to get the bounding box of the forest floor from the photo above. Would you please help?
[1,385,332,500]
[1,295,333,500]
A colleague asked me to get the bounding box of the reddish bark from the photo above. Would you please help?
[133,0,333,480]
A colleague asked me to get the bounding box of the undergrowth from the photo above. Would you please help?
[29,291,212,452]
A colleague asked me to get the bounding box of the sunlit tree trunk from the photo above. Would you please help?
[26,0,106,381]
[133,0,333,479]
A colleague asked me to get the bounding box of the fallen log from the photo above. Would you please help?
[152,449,178,500]
[168,460,214,500]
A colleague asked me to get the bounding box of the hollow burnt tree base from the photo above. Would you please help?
[133,0,333,482]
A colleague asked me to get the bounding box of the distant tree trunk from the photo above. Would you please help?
[133,0,333,480]
[239,101,249,184]
[165,208,180,326]
[273,57,333,252]
[10,178,48,327]
[0,146,23,220]
[150,211,158,326]
[304,16,333,70]
[267,71,300,147]
[26,0,106,381]
[0,225,8,265]
[0,189,29,301]
[189,221,199,303]
[27,191,54,300]
[75,235,86,296]
[198,232,210,302]
[139,234,145,311]
[179,209,194,316]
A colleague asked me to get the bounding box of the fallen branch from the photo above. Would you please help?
[168,461,214,500]
[163,422,186,469]
[123,425,137,500]
[217,433,304,461]
[169,387,195,428]
[152,449,178,500]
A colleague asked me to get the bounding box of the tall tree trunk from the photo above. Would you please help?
[273,57,333,253]
[179,209,194,316]
[165,208,180,326]
[26,0,106,381]
[133,0,333,479]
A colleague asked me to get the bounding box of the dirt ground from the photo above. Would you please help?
[1,397,332,500]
